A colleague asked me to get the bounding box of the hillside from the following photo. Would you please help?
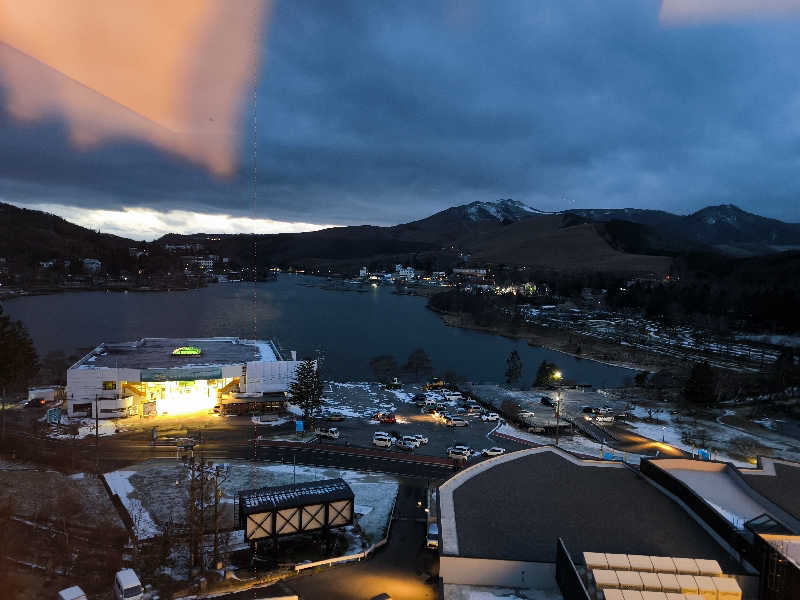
[570,204,800,255]
[0,202,135,268]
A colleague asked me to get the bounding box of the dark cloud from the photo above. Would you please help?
[1,0,799,226]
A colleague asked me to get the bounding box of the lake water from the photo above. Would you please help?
[2,276,634,386]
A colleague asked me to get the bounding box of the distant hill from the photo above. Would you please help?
[569,204,800,255]
[0,202,135,268]
[4,199,799,277]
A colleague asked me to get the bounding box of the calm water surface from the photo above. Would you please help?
[2,276,634,386]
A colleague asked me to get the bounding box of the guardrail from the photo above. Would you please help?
[294,488,399,572]
[555,537,592,600]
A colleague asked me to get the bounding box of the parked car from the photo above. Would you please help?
[540,396,554,407]
[482,447,505,457]
[385,377,403,390]
[113,569,143,600]
[402,435,421,448]
[378,413,397,424]
[373,436,392,448]
[426,522,439,549]
[448,417,469,427]
[413,434,429,445]
[423,378,445,390]
[396,439,415,451]
[314,426,340,439]
[448,447,470,460]
[518,410,535,419]
[58,586,88,600]
[413,394,428,406]
[482,412,500,422]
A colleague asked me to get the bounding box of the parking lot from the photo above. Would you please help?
[308,382,528,461]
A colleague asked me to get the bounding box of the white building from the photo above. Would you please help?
[82,258,102,273]
[66,337,301,419]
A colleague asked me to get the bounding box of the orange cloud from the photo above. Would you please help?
[0,0,269,176]
[660,0,800,24]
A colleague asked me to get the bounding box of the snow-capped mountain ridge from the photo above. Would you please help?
[463,199,545,222]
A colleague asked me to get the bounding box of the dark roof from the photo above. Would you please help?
[238,478,353,515]
[72,337,274,369]
[448,450,738,569]
[742,461,800,522]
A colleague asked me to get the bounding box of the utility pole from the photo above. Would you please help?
[555,391,561,448]
[212,464,229,567]
[95,395,100,475]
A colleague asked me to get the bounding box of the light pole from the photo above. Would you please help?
[662,425,665,443]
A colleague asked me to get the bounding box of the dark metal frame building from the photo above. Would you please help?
[238,478,355,549]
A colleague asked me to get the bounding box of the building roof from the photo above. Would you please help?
[238,478,354,516]
[439,447,739,570]
[740,458,800,523]
[70,337,279,370]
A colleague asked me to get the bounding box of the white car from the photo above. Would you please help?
[374,431,390,438]
[413,434,429,445]
[396,439,415,451]
[518,411,535,419]
[482,447,505,457]
[373,436,392,448]
[448,417,469,427]
[402,435,422,448]
[314,427,340,439]
[448,447,470,460]
[482,412,500,422]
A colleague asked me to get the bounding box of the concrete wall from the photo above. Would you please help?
[245,360,301,393]
[66,367,140,416]
[440,556,556,589]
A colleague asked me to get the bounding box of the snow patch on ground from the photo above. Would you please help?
[494,422,623,462]
[445,584,562,600]
[103,470,160,539]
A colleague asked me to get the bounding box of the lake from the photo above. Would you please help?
[1,276,634,386]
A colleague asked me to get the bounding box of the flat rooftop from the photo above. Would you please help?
[71,337,279,370]
[440,447,738,570]
[740,458,800,522]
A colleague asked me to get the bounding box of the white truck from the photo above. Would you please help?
[314,426,340,439]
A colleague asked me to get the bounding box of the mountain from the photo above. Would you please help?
[0,202,135,268]
[4,199,799,278]
[568,204,800,255]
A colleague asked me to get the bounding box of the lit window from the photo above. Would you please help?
[102,381,116,390]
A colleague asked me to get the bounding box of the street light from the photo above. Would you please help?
[662,425,665,443]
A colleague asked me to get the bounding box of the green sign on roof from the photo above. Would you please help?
[172,346,202,356]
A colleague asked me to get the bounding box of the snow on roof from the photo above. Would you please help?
[115,568,141,588]
[71,337,282,370]
[238,478,354,514]
[57,586,87,600]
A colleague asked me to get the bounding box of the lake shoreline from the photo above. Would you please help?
[433,309,686,376]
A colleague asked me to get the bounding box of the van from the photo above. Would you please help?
[426,522,439,549]
[113,569,143,600]
[58,587,88,600]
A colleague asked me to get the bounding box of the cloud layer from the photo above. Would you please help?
[1,0,799,230]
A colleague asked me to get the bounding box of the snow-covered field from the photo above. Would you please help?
[103,459,398,544]
[494,422,631,462]
[51,416,121,439]
[623,406,800,468]
[318,381,416,419]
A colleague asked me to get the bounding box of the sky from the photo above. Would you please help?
[1,0,800,240]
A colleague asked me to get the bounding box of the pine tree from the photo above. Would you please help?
[0,305,39,440]
[289,359,324,421]
[683,361,717,405]
[505,350,522,386]
[404,348,433,382]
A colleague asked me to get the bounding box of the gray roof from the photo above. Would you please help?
[238,478,354,515]
[741,459,800,522]
[443,448,738,569]
[71,337,277,370]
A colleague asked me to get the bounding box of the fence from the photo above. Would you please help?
[555,537,592,600]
